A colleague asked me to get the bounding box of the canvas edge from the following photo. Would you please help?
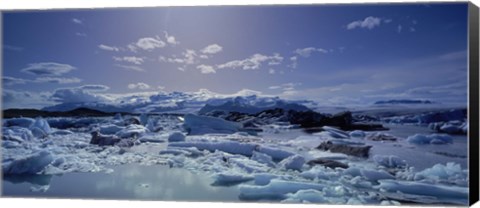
[468,1,480,206]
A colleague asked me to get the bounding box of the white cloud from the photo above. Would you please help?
[21,62,76,76]
[294,47,328,57]
[135,37,166,50]
[347,16,382,30]
[3,76,82,85]
[3,89,53,109]
[397,25,403,33]
[196,65,216,74]
[159,49,200,70]
[79,85,110,91]
[201,44,223,54]
[3,76,28,86]
[127,82,151,90]
[409,27,416,32]
[98,44,120,52]
[50,85,110,103]
[115,64,145,72]
[268,69,276,74]
[164,31,179,45]
[217,53,284,70]
[76,32,87,37]
[113,56,145,65]
[72,18,83,24]
[34,77,82,84]
[269,82,301,91]
[3,44,24,52]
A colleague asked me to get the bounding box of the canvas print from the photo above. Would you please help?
[1,3,473,206]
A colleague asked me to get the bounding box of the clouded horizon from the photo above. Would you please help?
[2,3,469,109]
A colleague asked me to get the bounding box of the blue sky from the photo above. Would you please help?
[2,3,469,109]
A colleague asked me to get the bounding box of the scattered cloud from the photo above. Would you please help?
[3,76,82,85]
[115,64,145,72]
[50,85,110,103]
[159,49,200,71]
[3,89,53,109]
[127,82,151,90]
[21,62,76,76]
[98,44,120,52]
[196,65,216,74]
[294,47,328,57]
[135,37,166,50]
[409,27,416,32]
[79,85,110,91]
[113,56,145,65]
[3,76,28,86]
[3,44,24,52]
[201,44,223,54]
[217,53,284,70]
[347,16,382,30]
[76,32,87,37]
[397,25,403,33]
[72,18,83,24]
[34,77,82,84]
[164,31,179,45]
[268,69,276,74]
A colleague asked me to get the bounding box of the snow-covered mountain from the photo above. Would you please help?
[42,89,312,114]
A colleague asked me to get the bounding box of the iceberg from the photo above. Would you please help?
[183,114,242,135]
[212,171,254,185]
[239,179,325,200]
[115,124,147,138]
[3,117,35,128]
[168,132,186,142]
[3,150,54,175]
[407,134,453,145]
[279,155,305,171]
[373,155,407,169]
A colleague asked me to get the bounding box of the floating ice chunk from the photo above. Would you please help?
[373,155,407,169]
[169,140,257,156]
[439,123,463,134]
[380,200,401,205]
[254,173,280,185]
[29,117,52,134]
[159,149,191,156]
[301,166,340,180]
[113,113,123,120]
[377,180,468,202]
[168,132,186,142]
[251,151,276,167]
[239,179,325,200]
[99,124,125,135]
[322,126,350,139]
[414,162,468,186]
[229,157,270,173]
[360,169,395,182]
[30,127,48,138]
[51,129,74,135]
[3,117,35,128]
[279,155,305,171]
[2,127,34,142]
[407,134,453,145]
[349,130,366,138]
[183,114,242,135]
[115,124,147,138]
[256,146,295,160]
[140,113,148,126]
[212,171,254,185]
[343,167,362,177]
[283,189,328,203]
[146,118,159,132]
[3,151,54,175]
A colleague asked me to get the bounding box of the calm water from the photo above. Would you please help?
[2,164,241,201]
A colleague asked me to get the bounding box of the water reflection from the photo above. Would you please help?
[3,164,240,201]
